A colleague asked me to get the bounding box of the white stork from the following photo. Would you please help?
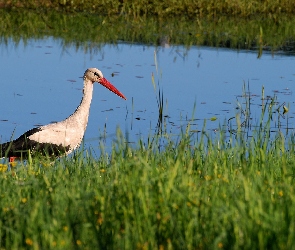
[0,68,126,161]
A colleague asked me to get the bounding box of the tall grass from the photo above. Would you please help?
[1,9,295,54]
[0,96,295,249]
[2,0,295,17]
[152,50,165,136]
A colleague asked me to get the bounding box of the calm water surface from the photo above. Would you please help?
[0,38,294,155]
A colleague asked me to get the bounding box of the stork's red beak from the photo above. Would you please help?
[99,77,127,100]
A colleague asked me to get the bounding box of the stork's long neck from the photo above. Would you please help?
[66,79,94,130]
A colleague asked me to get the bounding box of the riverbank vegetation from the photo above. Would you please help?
[0,123,294,249]
[1,0,295,18]
[1,9,295,55]
[0,93,295,249]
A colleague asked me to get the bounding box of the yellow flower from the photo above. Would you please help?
[63,226,68,232]
[25,238,33,246]
[204,175,212,181]
[278,191,283,197]
[97,217,103,225]
[42,162,51,167]
[76,240,82,245]
[10,161,17,168]
[21,198,27,203]
[218,242,223,248]
[222,178,229,183]
[3,207,9,213]
[0,164,8,172]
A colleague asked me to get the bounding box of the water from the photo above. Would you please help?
[0,38,294,156]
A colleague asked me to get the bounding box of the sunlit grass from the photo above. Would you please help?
[0,99,294,249]
[2,0,295,17]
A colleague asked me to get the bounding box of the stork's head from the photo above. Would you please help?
[84,68,126,100]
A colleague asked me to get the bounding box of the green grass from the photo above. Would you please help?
[1,9,295,57]
[1,0,295,17]
[0,108,295,249]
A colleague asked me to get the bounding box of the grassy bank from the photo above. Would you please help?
[1,9,295,54]
[0,114,295,249]
[1,0,295,18]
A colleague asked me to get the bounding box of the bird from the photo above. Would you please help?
[0,68,126,161]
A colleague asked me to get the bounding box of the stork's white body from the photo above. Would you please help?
[29,79,94,155]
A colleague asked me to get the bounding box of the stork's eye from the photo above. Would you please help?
[94,72,100,78]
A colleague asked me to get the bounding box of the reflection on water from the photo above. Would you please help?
[0,38,294,156]
[2,10,295,55]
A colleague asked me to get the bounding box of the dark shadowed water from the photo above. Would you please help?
[0,38,295,156]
